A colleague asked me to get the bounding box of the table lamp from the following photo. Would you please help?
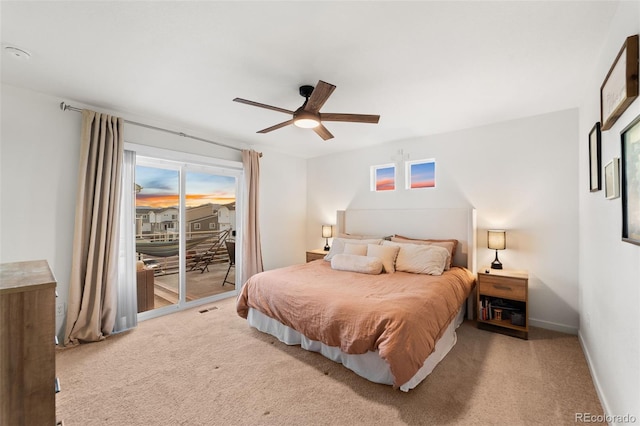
[322,225,333,251]
[488,230,506,269]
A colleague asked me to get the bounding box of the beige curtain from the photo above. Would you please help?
[65,110,123,345]
[241,149,264,283]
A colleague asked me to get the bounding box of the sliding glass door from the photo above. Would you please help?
[129,148,241,319]
[135,161,181,310]
[184,168,237,303]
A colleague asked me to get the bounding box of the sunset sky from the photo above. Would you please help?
[409,160,435,188]
[375,166,395,191]
[136,166,236,208]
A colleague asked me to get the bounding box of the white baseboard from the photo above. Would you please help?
[529,317,578,335]
[578,330,612,423]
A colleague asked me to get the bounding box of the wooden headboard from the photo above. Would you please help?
[336,208,477,273]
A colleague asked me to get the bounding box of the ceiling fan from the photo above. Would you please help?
[233,80,380,141]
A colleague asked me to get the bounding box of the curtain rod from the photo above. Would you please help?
[59,102,262,157]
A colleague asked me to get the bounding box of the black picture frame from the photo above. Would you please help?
[621,115,640,245]
[589,122,602,192]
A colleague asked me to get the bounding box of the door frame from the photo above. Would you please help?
[125,142,243,322]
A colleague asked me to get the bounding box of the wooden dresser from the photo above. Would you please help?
[1,260,57,425]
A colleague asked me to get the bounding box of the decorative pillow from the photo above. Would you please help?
[367,243,400,273]
[331,254,383,275]
[389,238,452,270]
[391,235,458,269]
[384,241,450,275]
[324,238,382,261]
[343,243,368,256]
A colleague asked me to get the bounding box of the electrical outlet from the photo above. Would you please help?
[56,303,65,317]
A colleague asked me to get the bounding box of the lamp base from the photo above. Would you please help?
[491,250,503,269]
[324,238,330,251]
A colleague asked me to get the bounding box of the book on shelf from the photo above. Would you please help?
[479,297,493,321]
[480,296,524,324]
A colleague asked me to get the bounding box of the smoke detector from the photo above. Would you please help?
[4,45,31,60]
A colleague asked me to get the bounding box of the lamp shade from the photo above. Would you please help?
[487,230,506,250]
[322,225,333,238]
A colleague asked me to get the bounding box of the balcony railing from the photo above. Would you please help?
[136,229,231,276]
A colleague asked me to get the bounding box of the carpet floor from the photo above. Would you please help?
[56,297,604,425]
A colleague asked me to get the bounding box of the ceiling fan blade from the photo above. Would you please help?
[257,119,294,134]
[313,124,334,141]
[304,80,336,113]
[233,98,294,115]
[320,113,380,124]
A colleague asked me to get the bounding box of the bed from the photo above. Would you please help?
[237,208,477,391]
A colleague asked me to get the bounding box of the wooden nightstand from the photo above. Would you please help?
[477,267,529,339]
[306,249,328,262]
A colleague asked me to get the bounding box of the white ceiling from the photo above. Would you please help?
[1,1,620,159]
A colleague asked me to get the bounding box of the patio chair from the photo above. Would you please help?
[222,241,235,286]
[190,229,229,273]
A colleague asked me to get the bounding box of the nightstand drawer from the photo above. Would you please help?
[306,249,327,262]
[478,275,526,301]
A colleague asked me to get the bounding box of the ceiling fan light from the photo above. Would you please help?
[294,117,320,128]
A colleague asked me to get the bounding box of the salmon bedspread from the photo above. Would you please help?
[237,260,475,387]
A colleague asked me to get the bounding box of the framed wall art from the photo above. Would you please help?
[604,158,620,200]
[405,158,435,189]
[600,34,639,131]
[589,122,602,192]
[621,115,640,245]
[370,163,396,192]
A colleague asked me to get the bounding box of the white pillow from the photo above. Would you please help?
[331,254,383,275]
[324,238,382,261]
[386,241,450,275]
[367,243,400,273]
[343,243,368,256]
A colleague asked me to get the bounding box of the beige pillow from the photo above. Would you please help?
[385,241,450,275]
[330,254,383,275]
[324,238,382,261]
[367,243,400,273]
[391,235,458,269]
[344,243,368,256]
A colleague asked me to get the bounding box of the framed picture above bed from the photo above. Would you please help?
[621,115,640,245]
[370,163,396,191]
[589,122,602,192]
[405,158,436,189]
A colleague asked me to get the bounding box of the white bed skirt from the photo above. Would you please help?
[246,306,465,392]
